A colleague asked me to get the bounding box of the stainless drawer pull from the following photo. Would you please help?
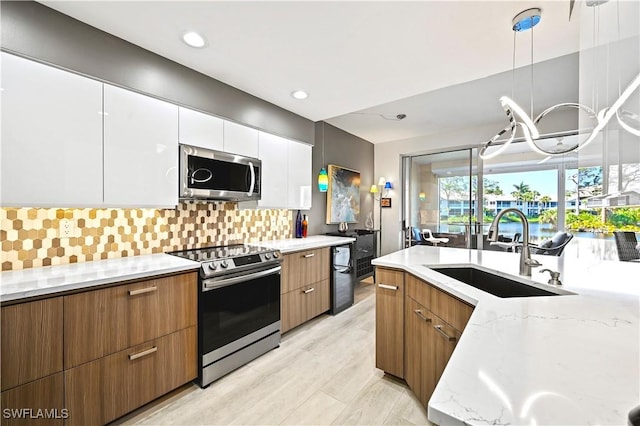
[128,346,158,360]
[378,283,398,291]
[303,287,315,294]
[434,325,456,342]
[128,286,157,296]
[303,253,315,258]
[414,309,432,323]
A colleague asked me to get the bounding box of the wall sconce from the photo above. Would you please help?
[318,167,328,192]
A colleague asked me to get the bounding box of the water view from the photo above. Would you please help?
[439,222,614,242]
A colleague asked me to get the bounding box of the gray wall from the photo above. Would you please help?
[0,1,314,144]
[306,123,375,236]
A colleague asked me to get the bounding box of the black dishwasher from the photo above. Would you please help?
[330,243,356,315]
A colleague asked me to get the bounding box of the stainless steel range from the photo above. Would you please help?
[169,244,282,388]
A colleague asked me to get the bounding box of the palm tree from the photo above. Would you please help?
[511,182,531,212]
[540,195,552,212]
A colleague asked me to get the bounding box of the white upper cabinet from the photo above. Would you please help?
[257,132,288,208]
[223,120,259,158]
[0,52,103,207]
[287,141,312,210]
[103,84,179,207]
[178,107,223,151]
[257,131,312,210]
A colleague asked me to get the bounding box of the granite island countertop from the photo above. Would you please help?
[0,254,200,303]
[372,245,640,426]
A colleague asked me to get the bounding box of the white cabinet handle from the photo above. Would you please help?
[128,286,157,296]
[303,253,315,258]
[414,309,431,323]
[434,325,456,342]
[378,283,398,291]
[128,346,158,360]
[303,288,315,294]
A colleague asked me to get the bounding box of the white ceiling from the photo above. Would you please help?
[41,1,582,143]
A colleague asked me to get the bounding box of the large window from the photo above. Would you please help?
[481,170,558,244]
[403,133,639,256]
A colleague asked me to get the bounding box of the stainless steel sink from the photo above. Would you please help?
[431,266,566,298]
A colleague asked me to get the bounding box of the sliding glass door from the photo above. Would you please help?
[403,149,480,249]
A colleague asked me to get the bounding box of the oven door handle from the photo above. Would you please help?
[202,265,281,291]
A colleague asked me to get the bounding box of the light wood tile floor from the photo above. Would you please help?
[115,280,430,426]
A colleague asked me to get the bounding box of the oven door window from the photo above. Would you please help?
[199,272,280,355]
[188,156,257,193]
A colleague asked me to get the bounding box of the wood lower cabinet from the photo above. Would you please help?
[281,279,330,332]
[65,326,196,426]
[64,272,197,368]
[404,298,432,406]
[0,373,65,426]
[375,267,405,379]
[1,298,63,391]
[405,298,462,407]
[376,270,474,406]
[281,248,330,333]
[1,271,197,426]
[281,248,329,294]
[431,312,461,386]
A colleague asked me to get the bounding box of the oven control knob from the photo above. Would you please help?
[208,263,217,271]
[273,252,279,258]
[221,260,229,269]
[264,253,272,260]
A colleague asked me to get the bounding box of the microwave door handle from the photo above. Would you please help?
[247,162,255,196]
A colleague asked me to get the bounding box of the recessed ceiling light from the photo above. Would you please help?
[291,90,308,100]
[182,31,206,48]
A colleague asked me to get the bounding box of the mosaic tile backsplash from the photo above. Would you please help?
[1,203,293,271]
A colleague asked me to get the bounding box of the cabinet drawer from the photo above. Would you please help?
[281,248,329,293]
[281,278,330,333]
[64,272,197,368]
[65,326,196,426]
[406,273,430,308]
[0,373,64,426]
[429,285,474,332]
[375,267,403,289]
[1,298,63,391]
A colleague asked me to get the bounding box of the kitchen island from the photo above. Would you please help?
[372,245,639,426]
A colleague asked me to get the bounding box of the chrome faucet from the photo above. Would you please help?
[487,208,541,277]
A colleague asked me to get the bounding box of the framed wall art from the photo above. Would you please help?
[326,164,361,224]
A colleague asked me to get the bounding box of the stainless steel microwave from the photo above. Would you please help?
[179,144,261,202]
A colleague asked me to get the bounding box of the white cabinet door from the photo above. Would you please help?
[103,84,178,207]
[287,141,312,210]
[0,53,103,207]
[257,132,288,208]
[178,107,223,151]
[223,120,258,158]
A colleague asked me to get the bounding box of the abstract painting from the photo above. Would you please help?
[326,164,360,224]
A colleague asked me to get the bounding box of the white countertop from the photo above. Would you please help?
[373,246,640,426]
[0,254,200,303]
[254,235,355,253]
[0,236,355,303]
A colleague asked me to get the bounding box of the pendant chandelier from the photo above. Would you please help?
[480,3,639,161]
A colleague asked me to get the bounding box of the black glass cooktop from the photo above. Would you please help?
[169,244,271,262]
